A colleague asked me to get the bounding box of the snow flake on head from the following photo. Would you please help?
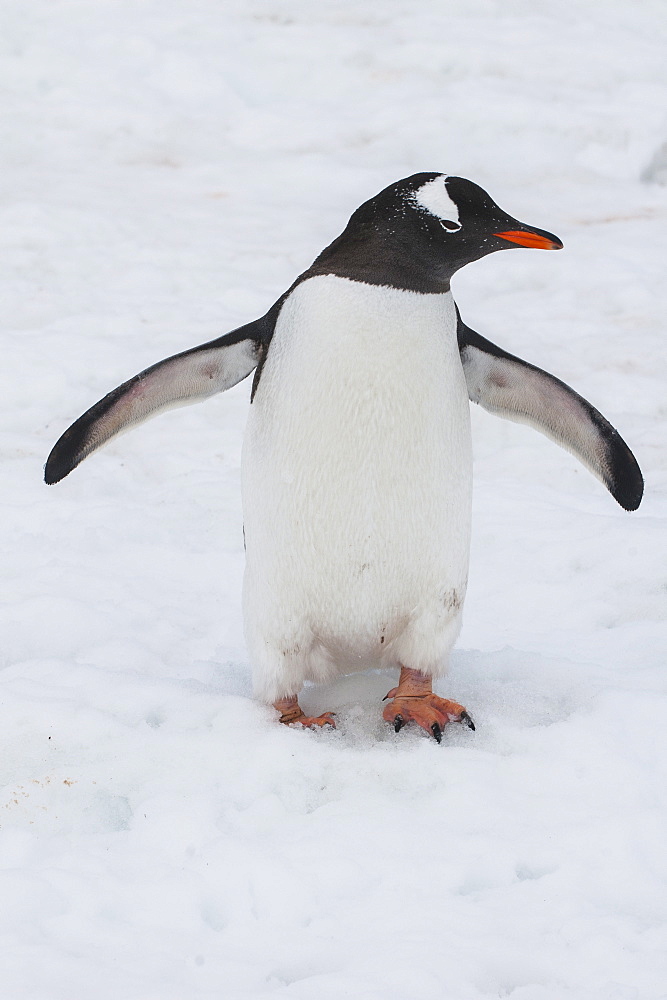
[413,175,461,231]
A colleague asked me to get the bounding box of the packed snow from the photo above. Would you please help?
[2,1,666,998]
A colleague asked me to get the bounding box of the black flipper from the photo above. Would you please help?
[457,313,643,511]
[45,317,270,484]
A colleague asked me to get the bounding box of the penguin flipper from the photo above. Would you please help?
[458,317,643,511]
[45,322,265,484]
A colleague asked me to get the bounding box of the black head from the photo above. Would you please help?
[308,172,562,293]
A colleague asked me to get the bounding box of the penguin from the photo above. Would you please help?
[45,173,644,741]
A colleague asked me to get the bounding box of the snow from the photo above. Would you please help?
[2,1,667,998]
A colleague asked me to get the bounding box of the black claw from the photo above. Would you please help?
[460,711,475,731]
[394,715,404,733]
[431,722,442,743]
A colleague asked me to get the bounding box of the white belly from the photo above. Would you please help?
[241,275,472,702]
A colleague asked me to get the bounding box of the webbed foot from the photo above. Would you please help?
[274,696,336,730]
[383,667,474,742]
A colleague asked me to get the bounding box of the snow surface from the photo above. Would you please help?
[2,1,667,998]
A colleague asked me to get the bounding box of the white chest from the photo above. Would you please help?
[245,274,467,478]
[242,273,471,607]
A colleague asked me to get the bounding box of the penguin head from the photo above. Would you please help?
[407,172,563,276]
[312,172,562,292]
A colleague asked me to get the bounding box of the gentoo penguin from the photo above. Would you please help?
[45,173,643,741]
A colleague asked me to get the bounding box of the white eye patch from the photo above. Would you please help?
[414,176,461,230]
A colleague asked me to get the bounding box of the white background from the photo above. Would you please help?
[1,2,666,997]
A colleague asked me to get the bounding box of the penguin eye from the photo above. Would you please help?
[440,219,461,232]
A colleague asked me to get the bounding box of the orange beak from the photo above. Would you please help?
[495,230,563,250]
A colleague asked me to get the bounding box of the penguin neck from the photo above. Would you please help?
[305,226,452,294]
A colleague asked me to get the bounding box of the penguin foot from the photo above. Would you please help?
[274,696,336,730]
[383,667,474,743]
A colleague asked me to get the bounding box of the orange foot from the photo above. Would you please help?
[274,696,336,730]
[383,667,474,743]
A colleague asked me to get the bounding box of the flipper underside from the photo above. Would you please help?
[45,320,266,484]
[457,315,643,511]
[46,303,644,512]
